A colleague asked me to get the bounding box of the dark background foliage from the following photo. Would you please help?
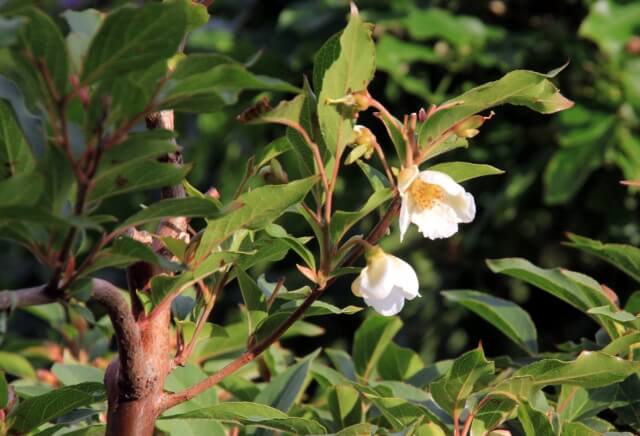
[2,0,638,368]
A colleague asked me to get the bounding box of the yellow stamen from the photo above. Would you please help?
[409,179,444,209]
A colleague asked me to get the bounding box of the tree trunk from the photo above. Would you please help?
[105,308,172,435]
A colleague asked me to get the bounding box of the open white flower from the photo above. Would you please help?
[351,246,420,316]
[397,165,476,241]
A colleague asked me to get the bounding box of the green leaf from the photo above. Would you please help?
[0,371,7,409]
[247,93,306,128]
[336,423,375,436]
[286,79,321,180]
[117,197,220,231]
[442,289,538,354]
[486,258,613,314]
[353,315,402,379]
[96,130,178,175]
[0,16,24,48]
[418,69,573,155]
[264,223,316,270]
[150,251,235,305]
[470,393,518,436]
[164,363,217,415]
[51,363,104,386]
[0,100,34,179]
[365,395,435,431]
[0,172,43,206]
[162,401,326,434]
[514,351,640,389]
[254,350,319,412]
[428,162,504,183]
[330,188,392,243]
[82,236,182,276]
[155,419,225,436]
[587,305,637,324]
[378,342,424,381]
[62,9,102,73]
[579,0,640,57]
[195,176,317,260]
[561,422,601,436]
[543,138,603,205]
[602,332,640,357]
[9,382,106,433]
[255,137,292,170]
[159,54,299,112]
[326,348,358,382]
[430,346,495,416]
[518,401,555,436]
[328,384,362,429]
[81,2,186,84]
[0,351,35,378]
[316,6,375,155]
[89,161,191,202]
[236,267,268,333]
[557,384,616,422]
[182,0,209,32]
[15,7,69,95]
[565,233,640,284]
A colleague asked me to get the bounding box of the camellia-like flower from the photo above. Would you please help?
[351,246,420,316]
[397,165,476,241]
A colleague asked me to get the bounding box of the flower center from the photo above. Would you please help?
[409,179,444,209]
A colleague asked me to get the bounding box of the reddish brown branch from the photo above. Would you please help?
[0,280,146,398]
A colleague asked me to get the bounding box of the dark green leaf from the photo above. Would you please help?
[328,384,362,428]
[316,7,375,155]
[117,197,220,231]
[164,402,326,434]
[9,383,106,433]
[16,7,69,95]
[565,233,640,284]
[428,162,504,183]
[353,315,402,379]
[236,267,268,333]
[430,346,494,416]
[330,188,392,243]
[518,401,555,436]
[195,176,317,260]
[254,350,319,412]
[0,100,34,179]
[378,342,424,381]
[442,289,538,354]
[0,172,43,206]
[159,54,299,112]
[418,70,573,156]
[514,351,640,389]
[81,2,186,84]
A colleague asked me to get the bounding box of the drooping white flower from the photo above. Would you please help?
[351,246,420,316]
[397,165,476,241]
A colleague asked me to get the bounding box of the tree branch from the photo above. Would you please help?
[0,279,147,399]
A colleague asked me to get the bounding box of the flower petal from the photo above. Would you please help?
[448,191,476,223]
[420,170,465,196]
[358,257,394,299]
[389,256,420,299]
[397,165,420,194]
[411,201,459,239]
[399,197,412,242]
[364,288,406,316]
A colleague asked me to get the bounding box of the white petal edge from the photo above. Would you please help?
[420,170,465,196]
[364,288,406,316]
[398,197,412,242]
[389,256,420,299]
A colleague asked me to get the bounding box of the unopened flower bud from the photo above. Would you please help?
[326,90,371,111]
[453,112,494,139]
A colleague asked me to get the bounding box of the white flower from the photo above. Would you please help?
[351,246,420,316]
[397,165,476,241]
